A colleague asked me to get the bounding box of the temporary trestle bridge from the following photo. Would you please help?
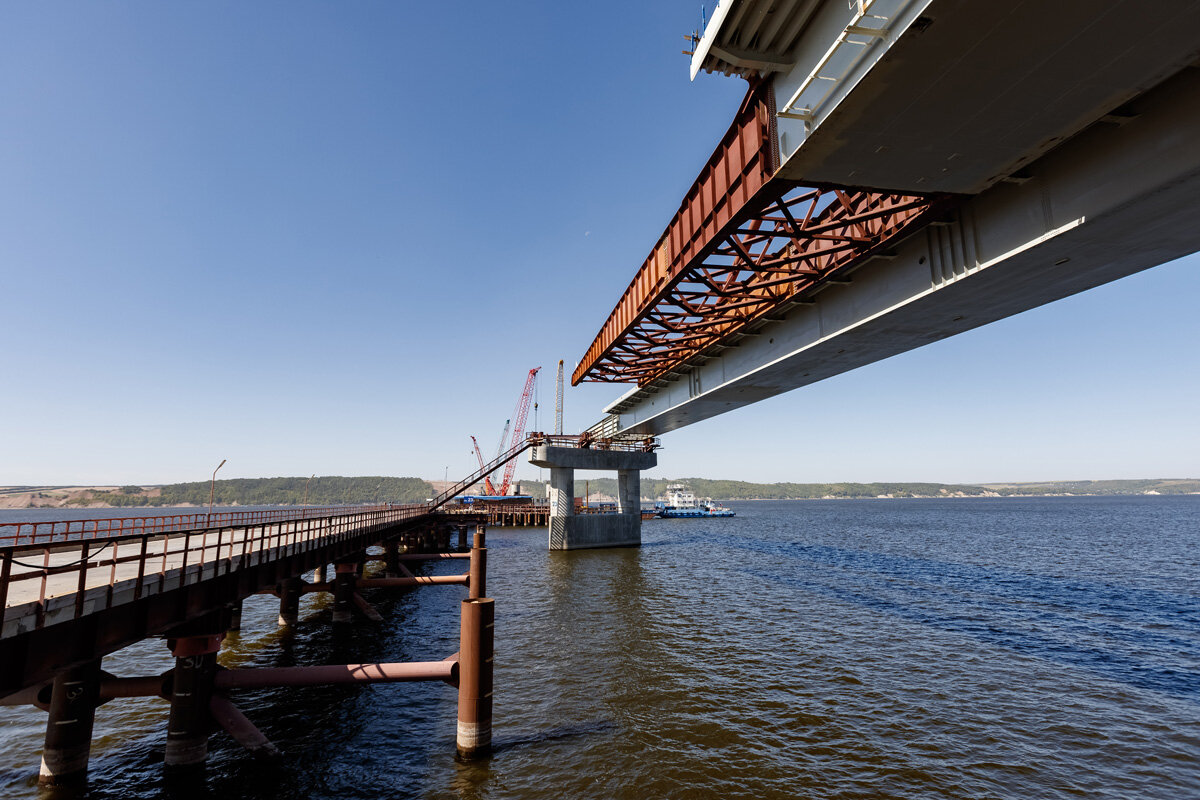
[0,430,658,786]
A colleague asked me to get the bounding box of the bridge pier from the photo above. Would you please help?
[228,599,243,632]
[165,634,223,767]
[456,597,493,757]
[38,658,101,786]
[384,540,400,576]
[278,577,303,626]
[530,445,656,550]
[333,563,357,625]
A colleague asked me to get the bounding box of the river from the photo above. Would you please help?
[1,496,1197,799]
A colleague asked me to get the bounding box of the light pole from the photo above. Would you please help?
[304,474,315,508]
[207,459,226,522]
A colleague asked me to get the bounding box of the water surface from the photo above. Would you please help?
[1,496,1197,799]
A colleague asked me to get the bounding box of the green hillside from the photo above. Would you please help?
[86,476,434,507]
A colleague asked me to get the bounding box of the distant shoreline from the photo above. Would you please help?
[2,476,1198,510]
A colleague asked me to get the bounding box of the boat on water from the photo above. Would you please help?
[653,483,735,518]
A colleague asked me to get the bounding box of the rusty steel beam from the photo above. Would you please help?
[572,83,950,386]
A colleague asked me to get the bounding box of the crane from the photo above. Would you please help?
[555,359,564,435]
[469,436,497,496]
[469,366,541,496]
[496,366,540,496]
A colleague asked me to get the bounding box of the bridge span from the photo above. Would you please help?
[575,0,1200,435]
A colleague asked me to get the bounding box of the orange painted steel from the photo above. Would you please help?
[572,83,948,386]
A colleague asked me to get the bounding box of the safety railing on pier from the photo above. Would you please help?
[533,431,659,452]
[0,505,428,636]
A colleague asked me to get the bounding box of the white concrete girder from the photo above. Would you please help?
[606,66,1200,436]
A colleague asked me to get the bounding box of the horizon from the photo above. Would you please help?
[3,3,1198,486]
[4,474,1198,490]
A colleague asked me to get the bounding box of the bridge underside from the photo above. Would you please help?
[603,67,1200,434]
[573,0,1200,434]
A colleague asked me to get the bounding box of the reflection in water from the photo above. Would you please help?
[0,496,1198,799]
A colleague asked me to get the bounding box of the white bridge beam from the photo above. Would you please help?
[606,67,1200,436]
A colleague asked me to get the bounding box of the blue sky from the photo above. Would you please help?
[2,2,1197,487]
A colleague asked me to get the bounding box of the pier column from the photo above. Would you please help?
[469,529,487,601]
[530,445,656,550]
[165,634,222,766]
[333,563,357,625]
[456,598,494,758]
[278,577,302,626]
[228,599,243,632]
[38,659,102,786]
[616,469,640,514]
[457,526,468,550]
[548,468,574,518]
[384,540,400,577]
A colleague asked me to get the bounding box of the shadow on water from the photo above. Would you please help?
[489,719,619,753]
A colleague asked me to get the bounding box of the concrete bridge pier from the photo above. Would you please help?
[530,445,656,550]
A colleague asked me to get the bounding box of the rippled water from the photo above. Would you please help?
[2,496,1198,799]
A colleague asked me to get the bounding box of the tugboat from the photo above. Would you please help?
[656,483,735,518]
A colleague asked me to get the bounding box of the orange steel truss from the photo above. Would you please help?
[572,84,950,387]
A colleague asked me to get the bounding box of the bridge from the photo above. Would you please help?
[0,430,654,785]
[573,0,1200,437]
[7,0,1200,788]
[0,499,501,784]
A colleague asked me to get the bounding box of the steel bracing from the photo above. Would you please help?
[572,83,947,387]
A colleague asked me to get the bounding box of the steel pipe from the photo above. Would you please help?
[456,598,494,758]
[356,575,468,588]
[209,695,278,757]
[214,661,456,689]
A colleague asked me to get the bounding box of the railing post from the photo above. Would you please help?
[456,597,494,758]
[38,659,102,786]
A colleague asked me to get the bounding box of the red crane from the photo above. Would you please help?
[497,366,540,496]
[469,436,497,496]
[468,366,540,496]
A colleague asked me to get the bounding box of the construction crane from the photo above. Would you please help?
[496,367,540,496]
[555,359,564,435]
[469,436,497,496]
[469,366,541,496]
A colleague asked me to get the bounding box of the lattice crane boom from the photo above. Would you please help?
[469,435,497,496]
[555,360,564,436]
[497,367,540,496]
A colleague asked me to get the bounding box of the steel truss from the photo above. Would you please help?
[577,181,946,385]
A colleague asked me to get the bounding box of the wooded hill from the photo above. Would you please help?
[86,476,434,507]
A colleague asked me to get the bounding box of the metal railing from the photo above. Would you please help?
[0,505,429,635]
[0,504,404,547]
[531,432,658,452]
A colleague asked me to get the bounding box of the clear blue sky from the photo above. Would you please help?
[2,2,1197,487]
